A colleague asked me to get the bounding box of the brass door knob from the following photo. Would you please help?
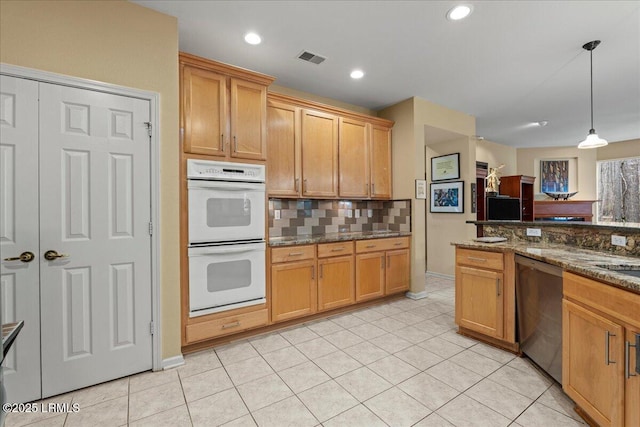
[3,251,35,263]
[44,250,69,261]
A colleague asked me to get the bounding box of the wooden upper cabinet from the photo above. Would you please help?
[370,125,392,198]
[182,65,227,156]
[230,78,267,160]
[267,100,300,196]
[339,118,369,198]
[179,53,274,160]
[301,109,339,197]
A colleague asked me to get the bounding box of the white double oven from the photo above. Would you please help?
[187,160,266,317]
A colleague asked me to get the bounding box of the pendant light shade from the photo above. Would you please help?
[578,40,608,149]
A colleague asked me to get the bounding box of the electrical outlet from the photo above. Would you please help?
[367,209,373,218]
[526,228,542,237]
[274,210,280,220]
[611,235,627,247]
[346,209,353,218]
[355,209,361,218]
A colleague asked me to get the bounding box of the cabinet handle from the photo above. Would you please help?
[365,183,368,194]
[288,251,305,256]
[625,340,638,379]
[234,135,238,152]
[394,242,403,246]
[636,334,640,375]
[311,265,315,280]
[381,258,384,270]
[319,264,323,279]
[221,134,225,152]
[295,178,300,192]
[366,244,376,249]
[303,179,308,193]
[467,256,487,262]
[496,278,501,296]
[372,183,375,194]
[387,255,391,268]
[331,247,344,252]
[605,331,616,365]
[222,321,240,329]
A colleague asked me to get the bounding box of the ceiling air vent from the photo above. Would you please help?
[297,50,326,65]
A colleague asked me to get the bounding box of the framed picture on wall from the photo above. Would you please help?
[430,181,464,213]
[540,160,569,192]
[431,153,460,181]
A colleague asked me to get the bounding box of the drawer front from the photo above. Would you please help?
[185,309,268,343]
[318,241,354,258]
[456,248,504,270]
[271,245,315,263]
[356,237,409,253]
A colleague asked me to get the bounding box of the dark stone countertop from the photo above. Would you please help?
[452,240,640,294]
[269,231,411,247]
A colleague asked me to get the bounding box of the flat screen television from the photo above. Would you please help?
[487,196,521,220]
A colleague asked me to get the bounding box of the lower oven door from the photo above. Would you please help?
[188,242,266,317]
[188,180,265,244]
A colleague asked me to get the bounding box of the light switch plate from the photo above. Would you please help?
[611,235,627,246]
[355,209,361,218]
[367,209,373,218]
[526,228,542,237]
[346,209,353,218]
[274,210,281,220]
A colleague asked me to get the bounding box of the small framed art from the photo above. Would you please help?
[430,181,464,213]
[431,153,460,181]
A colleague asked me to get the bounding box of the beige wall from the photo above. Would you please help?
[596,139,640,161]
[379,97,475,282]
[477,139,517,176]
[1,1,181,359]
[516,146,598,200]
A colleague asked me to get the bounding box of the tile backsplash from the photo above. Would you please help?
[268,199,411,237]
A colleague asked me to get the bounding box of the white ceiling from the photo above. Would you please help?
[135,0,640,148]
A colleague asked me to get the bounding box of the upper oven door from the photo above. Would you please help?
[188,180,265,244]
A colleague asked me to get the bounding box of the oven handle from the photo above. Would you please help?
[188,180,265,191]
[189,244,265,256]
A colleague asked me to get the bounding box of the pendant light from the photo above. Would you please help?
[578,40,608,149]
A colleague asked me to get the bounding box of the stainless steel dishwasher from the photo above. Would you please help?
[515,255,564,384]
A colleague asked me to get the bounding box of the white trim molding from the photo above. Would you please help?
[426,271,455,280]
[162,355,185,370]
[1,63,163,372]
[406,291,429,300]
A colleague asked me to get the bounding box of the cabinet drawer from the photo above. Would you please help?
[456,248,504,270]
[318,241,354,258]
[356,237,409,253]
[185,309,268,343]
[271,245,315,263]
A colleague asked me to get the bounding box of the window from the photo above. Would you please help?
[596,157,640,223]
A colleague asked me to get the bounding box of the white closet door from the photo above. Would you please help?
[0,76,41,403]
[38,83,153,397]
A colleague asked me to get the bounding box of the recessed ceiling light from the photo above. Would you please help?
[446,5,473,21]
[350,70,364,79]
[537,121,549,127]
[244,32,261,45]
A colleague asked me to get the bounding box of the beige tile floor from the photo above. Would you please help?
[7,274,586,427]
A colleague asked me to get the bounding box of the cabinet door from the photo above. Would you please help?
[562,300,624,427]
[182,65,227,156]
[385,249,410,294]
[230,78,267,160]
[339,118,369,198]
[301,109,338,197]
[370,125,392,199]
[355,253,385,302]
[625,328,639,427]
[455,266,504,339]
[267,101,300,196]
[271,260,316,323]
[318,255,355,311]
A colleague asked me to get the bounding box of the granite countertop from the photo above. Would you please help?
[452,240,640,294]
[269,231,411,247]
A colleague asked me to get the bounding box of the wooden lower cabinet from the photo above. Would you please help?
[563,271,640,427]
[271,259,316,322]
[355,252,385,302]
[454,247,516,348]
[318,255,355,311]
[385,249,410,294]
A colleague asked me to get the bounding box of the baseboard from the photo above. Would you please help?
[426,270,454,280]
[406,290,429,300]
[162,354,185,370]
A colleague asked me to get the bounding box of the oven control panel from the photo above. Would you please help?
[187,159,266,183]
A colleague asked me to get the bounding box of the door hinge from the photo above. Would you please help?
[144,121,152,137]
[150,321,155,335]
[148,222,153,235]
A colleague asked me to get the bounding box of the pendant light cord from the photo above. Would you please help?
[590,48,594,130]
